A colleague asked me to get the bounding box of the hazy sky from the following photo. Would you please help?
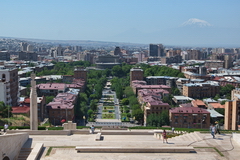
[1,0,240,46]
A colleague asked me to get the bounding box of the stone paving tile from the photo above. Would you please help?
[28,133,240,160]
[41,148,222,160]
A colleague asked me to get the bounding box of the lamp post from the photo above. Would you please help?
[66,107,68,122]
[83,116,86,126]
[201,116,206,129]
[8,105,9,125]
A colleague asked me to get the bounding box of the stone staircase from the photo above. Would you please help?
[40,118,49,126]
[17,148,32,160]
[168,132,205,145]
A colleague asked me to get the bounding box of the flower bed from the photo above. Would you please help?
[102,113,115,119]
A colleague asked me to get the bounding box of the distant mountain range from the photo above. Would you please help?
[1,18,239,48]
[108,19,240,48]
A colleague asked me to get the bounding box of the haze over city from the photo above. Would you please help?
[1,0,240,47]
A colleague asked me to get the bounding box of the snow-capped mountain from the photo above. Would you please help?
[181,18,212,27]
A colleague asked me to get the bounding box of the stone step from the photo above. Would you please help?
[17,148,32,160]
[75,146,195,153]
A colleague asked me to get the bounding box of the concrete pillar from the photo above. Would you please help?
[30,73,38,130]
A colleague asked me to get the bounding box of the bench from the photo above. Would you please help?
[95,133,102,141]
[75,146,195,153]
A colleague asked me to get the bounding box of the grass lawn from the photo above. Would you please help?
[102,113,115,119]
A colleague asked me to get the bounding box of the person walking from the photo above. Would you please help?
[210,124,215,139]
[90,125,95,134]
[215,121,221,134]
[162,130,168,143]
[4,123,8,135]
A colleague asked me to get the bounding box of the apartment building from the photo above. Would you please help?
[130,68,144,84]
[231,88,240,100]
[37,83,67,96]
[0,66,19,106]
[47,93,77,125]
[183,82,220,99]
[169,107,210,129]
[224,100,240,130]
[142,96,170,126]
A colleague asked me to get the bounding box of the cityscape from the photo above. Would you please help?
[1,0,240,160]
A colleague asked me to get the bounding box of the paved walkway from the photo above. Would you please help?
[24,131,240,160]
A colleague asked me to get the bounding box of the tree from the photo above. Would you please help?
[46,96,55,104]
[121,98,129,105]
[0,101,12,118]
[90,100,97,111]
[220,84,235,98]
[132,109,144,123]
[146,110,169,127]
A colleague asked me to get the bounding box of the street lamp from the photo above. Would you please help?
[201,116,206,129]
[66,107,68,122]
[83,116,86,126]
[8,105,9,126]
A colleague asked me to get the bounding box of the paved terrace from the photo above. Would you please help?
[19,130,240,160]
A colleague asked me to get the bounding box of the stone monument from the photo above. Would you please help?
[30,73,38,130]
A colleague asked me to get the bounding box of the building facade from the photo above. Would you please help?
[130,68,144,84]
[0,66,19,106]
[149,44,164,57]
[224,100,240,130]
[169,107,210,129]
[183,82,220,99]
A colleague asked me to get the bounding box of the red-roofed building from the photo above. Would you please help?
[14,96,46,121]
[37,83,67,96]
[169,107,210,129]
[12,105,30,116]
[46,93,77,125]
[208,102,225,109]
[131,80,171,94]
[191,99,207,109]
[141,95,170,126]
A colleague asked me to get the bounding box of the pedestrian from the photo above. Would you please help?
[90,125,95,134]
[162,129,168,143]
[215,121,221,134]
[210,124,215,139]
[4,123,8,135]
[172,127,175,133]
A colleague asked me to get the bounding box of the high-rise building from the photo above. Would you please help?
[224,55,233,69]
[114,47,122,57]
[149,44,164,57]
[18,51,38,61]
[0,51,10,61]
[20,42,28,51]
[27,44,34,52]
[56,46,63,56]
[0,66,19,106]
[187,50,202,60]
[224,100,240,130]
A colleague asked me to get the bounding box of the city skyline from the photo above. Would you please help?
[1,0,240,47]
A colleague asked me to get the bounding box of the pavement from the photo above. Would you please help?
[22,130,240,160]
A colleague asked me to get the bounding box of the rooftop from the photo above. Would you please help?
[170,107,209,114]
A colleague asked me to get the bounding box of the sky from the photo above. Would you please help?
[0,0,240,46]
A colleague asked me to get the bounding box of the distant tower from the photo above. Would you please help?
[114,47,122,57]
[27,44,34,52]
[56,46,63,56]
[224,55,233,69]
[20,42,28,51]
[30,73,38,130]
[149,44,164,57]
